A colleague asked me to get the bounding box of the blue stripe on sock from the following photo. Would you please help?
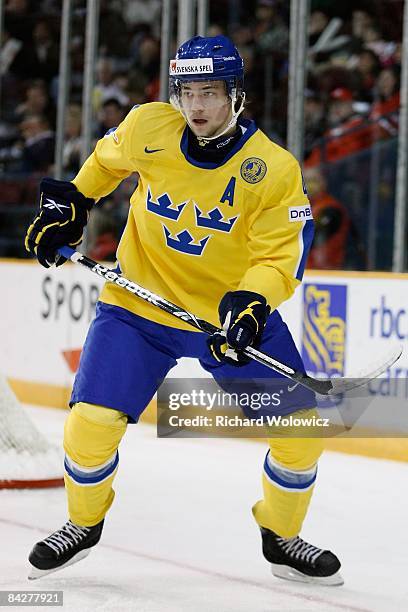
[64,452,119,485]
[263,452,317,490]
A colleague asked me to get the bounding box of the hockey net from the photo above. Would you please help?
[0,373,64,489]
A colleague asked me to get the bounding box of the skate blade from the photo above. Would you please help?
[271,563,344,586]
[28,548,91,580]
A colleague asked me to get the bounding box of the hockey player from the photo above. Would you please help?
[25,36,342,585]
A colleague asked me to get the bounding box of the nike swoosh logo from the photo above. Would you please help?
[287,382,300,392]
[144,146,165,154]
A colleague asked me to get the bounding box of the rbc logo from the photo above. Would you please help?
[301,283,347,377]
[370,296,408,339]
[288,205,313,222]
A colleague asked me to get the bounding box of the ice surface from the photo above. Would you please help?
[1,404,407,612]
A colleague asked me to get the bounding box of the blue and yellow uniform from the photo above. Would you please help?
[73,103,313,329]
[64,102,322,541]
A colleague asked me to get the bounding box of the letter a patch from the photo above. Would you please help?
[220,177,236,207]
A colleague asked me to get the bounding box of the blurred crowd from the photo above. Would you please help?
[0,0,404,266]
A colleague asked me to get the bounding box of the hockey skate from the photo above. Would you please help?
[261,527,343,586]
[28,519,104,580]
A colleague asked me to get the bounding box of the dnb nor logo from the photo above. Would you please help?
[240,158,267,184]
[288,205,313,222]
[301,283,347,377]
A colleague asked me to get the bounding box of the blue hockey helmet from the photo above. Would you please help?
[170,35,244,94]
[169,35,246,140]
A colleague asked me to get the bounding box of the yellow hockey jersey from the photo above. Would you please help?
[73,102,313,330]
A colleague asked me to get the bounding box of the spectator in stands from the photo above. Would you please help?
[99,0,130,58]
[87,198,119,262]
[306,87,373,166]
[0,22,32,79]
[308,9,330,49]
[1,24,24,77]
[1,23,33,120]
[360,23,396,66]
[31,18,59,83]
[304,166,350,270]
[369,66,400,140]
[13,80,55,127]
[130,36,160,102]
[207,24,226,37]
[62,104,83,175]
[112,72,130,100]
[353,49,381,102]
[124,0,161,37]
[254,0,289,54]
[126,78,147,108]
[38,0,60,15]
[128,23,154,64]
[0,127,23,170]
[19,113,54,173]
[349,9,375,51]
[97,98,126,139]
[4,0,33,43]
[304,89,326,159]
[93,58,129,113]
[308,10,352,72]
[231,25,254,47]
[327,86,363,129]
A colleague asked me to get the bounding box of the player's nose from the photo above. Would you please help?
[189,95,205,112]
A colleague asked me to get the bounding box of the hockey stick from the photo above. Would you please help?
[57,246,402,396]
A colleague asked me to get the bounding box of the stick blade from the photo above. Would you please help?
[328,344,403,395]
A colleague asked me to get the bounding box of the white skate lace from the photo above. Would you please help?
[43,520,91,556]
[276,535,324,564]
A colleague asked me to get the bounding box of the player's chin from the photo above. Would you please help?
[189,119,211,136]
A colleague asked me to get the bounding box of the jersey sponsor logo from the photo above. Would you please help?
[169,58,214,75]
[195,205,238,232]
[288,205,313,222]
[240,157,267,184]
[163,226,211,256]
[144,146,165,153]
[146,186,186,220]
[43,198,70,214]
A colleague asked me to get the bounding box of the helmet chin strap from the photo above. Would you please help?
[176,92,246,145]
